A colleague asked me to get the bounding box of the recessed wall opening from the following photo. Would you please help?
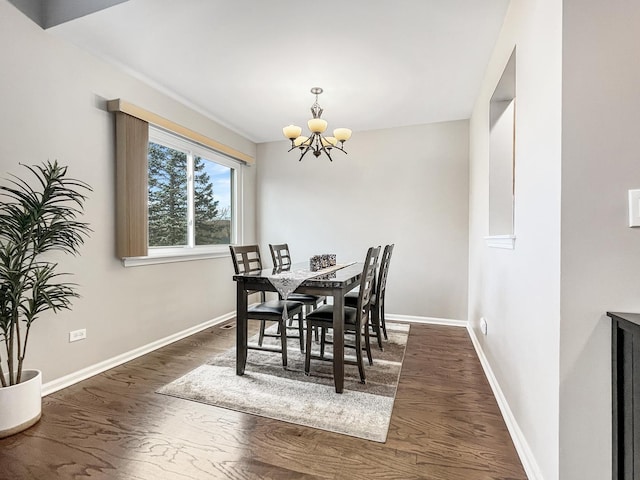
[487,47,516,247]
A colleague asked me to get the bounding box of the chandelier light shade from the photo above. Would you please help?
[283,87,351,161]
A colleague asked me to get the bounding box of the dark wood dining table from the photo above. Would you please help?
[233,262,363,393]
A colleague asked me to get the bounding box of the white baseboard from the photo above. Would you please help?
[466,324,543,480]
[386,313,467,327]
[40,312,462,396]
[41,311,235,396]
[42,306,540,480]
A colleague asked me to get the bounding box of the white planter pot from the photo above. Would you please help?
[0,369,42,438]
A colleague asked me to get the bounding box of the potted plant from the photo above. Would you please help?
[0,160,91,438]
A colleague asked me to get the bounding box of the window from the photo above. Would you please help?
[147,127,241,257]
[109,100,252,266]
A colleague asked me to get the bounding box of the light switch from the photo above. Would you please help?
[629,190,640,227]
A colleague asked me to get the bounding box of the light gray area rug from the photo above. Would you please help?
[157,322,410,442]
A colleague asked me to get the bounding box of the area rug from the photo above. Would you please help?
[157,322,410,442]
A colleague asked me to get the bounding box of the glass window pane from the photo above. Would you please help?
[148,142,188,247]
[194,155,232,245]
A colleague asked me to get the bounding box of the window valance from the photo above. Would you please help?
[107,99,254,165]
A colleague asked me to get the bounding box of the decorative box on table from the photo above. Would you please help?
[310,254,336,271]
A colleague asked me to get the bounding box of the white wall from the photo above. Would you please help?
[256,121,469,321]
[12,0,634,475]
[0,1,257,384]
[560,1,640,478]
[468,1,562,479]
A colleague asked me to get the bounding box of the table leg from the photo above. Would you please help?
[332,287,345,393]
[236,282,248,376]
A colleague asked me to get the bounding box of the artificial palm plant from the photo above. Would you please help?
[0,161,91,387]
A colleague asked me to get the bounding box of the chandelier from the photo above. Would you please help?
[282,87,352,162]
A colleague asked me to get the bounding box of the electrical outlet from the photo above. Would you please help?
[480,317,488,335]
[69,328,86,342]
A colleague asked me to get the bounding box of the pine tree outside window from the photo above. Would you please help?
[147,127,240,255]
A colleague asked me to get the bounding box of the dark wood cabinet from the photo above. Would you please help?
[608,312,640,480]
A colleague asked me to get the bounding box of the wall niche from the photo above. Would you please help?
[486,47,516,249]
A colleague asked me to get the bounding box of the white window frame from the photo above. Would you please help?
[123,126,243,267]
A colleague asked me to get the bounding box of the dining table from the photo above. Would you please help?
[233,261,363,393]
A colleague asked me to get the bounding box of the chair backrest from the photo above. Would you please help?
[269,243,292,269]
[229,245,263,274]
[376,244,394,300]
[356,246,381,319]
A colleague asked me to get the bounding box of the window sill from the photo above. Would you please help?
[122,249,230,267]
[484,235,516,249]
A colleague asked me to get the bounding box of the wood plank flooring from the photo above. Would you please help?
[0,322,527,479]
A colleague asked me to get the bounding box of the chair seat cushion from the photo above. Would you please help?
[288,293,323,304]
[344,291,376,308]
[344,291,358,307]
[249,300,303,316]
[306,304,358,326]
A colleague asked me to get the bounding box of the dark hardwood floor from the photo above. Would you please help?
[0,322,526,479]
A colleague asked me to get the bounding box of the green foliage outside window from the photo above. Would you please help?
[148,142,230,248]
[193,156,229,245]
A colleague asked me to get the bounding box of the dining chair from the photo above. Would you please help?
[269,243,293,269]
[344,243,394,349]
[229,245,305,364]
[304,246,381,384]
[269,243,326,317]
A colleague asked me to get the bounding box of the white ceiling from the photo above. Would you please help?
[49,0,510,143]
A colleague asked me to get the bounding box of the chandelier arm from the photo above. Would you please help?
[318,134,347,156]
[320,144,334,162]
[298,145,312,162]
[331,143,348,154]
